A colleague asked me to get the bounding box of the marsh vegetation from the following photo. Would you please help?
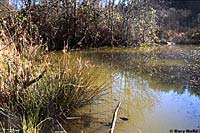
[0,0,200,132]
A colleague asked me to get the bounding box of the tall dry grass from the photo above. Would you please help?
[0,11,107,133]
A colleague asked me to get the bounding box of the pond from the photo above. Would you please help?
[60,45,200,133]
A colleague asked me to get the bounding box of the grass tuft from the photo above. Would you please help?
[0,12,107,132]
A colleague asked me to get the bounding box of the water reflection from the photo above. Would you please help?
[112,71,158,132]
[75,64,200,133]
[62,45,200,133]
[80,45,200,95]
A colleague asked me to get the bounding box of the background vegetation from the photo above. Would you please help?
[0,0,160,50]
[1,0,200,50]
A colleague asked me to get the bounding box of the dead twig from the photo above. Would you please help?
[22,69,47,89]
[110,102,121,133]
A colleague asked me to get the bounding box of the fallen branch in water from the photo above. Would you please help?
[110,101,121,133]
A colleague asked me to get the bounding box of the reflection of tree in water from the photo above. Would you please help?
[81,46,200,96]
[68,46,200,132]
[112,71,158,127]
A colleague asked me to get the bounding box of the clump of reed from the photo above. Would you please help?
[0,11,107,133]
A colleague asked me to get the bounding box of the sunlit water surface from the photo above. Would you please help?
[60,45,200,133]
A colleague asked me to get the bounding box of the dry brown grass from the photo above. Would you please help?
[0,11,107,132]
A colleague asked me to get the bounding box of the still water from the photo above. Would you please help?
[62,45,200,133]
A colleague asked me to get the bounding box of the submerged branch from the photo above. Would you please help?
[110,102,121,133]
